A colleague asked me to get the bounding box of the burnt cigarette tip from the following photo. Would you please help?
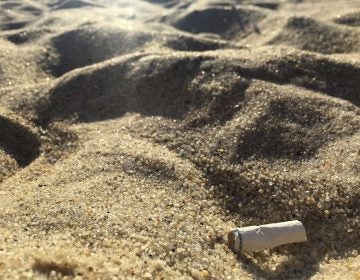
[227,230,236,251]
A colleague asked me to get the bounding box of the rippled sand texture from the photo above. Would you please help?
[0,0,359,279]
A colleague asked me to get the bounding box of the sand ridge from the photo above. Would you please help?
[0,0,359,279]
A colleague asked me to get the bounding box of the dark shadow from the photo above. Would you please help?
[33,258,75,276]
[0,116,40,167]
[6,29,46,45]
[6,33,30,44]
[334,11,360,27]
[253,2,279,10]
[0,21,28,31]
[19,5,43,15]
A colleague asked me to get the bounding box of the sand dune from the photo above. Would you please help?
[0,0,359,279]
[269,16,360,54]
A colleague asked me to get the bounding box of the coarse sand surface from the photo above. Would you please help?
[0,0,359,279]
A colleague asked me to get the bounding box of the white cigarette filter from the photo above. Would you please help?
[228,220,307,252]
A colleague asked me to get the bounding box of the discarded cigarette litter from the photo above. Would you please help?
[228,220,307,252]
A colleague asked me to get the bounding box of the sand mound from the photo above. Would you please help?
[269,16,360,54]
[0,0,360,279]
[249,50,360,106]
[231,95,355,161]
[37,54,205,123]
[41,47,360,124]
[48,22,234,76]
[169,6,264,39]
[49,23,153,76]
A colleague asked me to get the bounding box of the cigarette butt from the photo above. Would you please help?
[228,220,307,252]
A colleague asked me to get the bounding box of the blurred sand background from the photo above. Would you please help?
[0,0,359,279]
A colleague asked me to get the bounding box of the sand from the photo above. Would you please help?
[0,0,359,279]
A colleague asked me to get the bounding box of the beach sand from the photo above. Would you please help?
[0,0,359,279]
